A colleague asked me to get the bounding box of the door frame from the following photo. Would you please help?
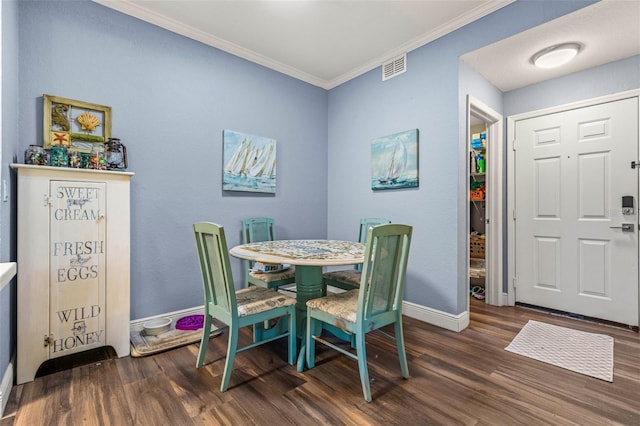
[467,96,504,306]
[507,89,640,307]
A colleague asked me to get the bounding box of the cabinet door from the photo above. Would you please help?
[49,180,106,358]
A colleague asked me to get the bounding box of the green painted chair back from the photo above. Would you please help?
[322,217,391,291]
[194,222,237,324]
[358,224,412,327]
[307,223,412,402]
[355,218,391,271]
[241,217,296,289]
[193,222,296,392]
[242,217,275,245]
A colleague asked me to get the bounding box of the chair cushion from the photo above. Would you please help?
[322,269,361,287]
[306,290,359,323]
[249,267,296,283]
[236,286,296,317]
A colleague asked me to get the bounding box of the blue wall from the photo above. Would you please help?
[1,0,19,386]
[326,0,596,315]
[4,0,639,388]
[458,60,504,302]
[505,55,640,115]
[17,0,328,320]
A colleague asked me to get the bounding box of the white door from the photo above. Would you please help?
[514,97,639,326]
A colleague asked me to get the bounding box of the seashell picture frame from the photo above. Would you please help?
[43,94,112,152]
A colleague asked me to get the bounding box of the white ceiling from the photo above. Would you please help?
[94,0,640,91]
[462,0,640,92]
[94,0,513,89]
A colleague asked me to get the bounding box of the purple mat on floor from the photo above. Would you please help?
[176,314,205,331]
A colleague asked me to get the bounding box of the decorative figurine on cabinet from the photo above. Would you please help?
[104,138,128,171]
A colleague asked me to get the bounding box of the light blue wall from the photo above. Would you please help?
[1,0,19,383]
[458,61,504,305]
[505,55,640,115]
[326,0,595,315]
[17,0,328,320]
[459,61,504,115]
[4,0,627,384]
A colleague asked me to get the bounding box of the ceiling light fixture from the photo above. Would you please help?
[531,42,582,69]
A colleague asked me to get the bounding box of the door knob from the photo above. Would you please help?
[609,223,634,232]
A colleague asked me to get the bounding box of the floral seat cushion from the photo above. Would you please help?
[249,268,296,283]
[236,286,296,317]
[322,269,361,287]
[306,289,359,323]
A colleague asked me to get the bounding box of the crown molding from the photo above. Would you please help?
[93,0,514,90]
[93,0,329,88]
[326,0,515,89]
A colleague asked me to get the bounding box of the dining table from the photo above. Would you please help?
[229,239,365,371]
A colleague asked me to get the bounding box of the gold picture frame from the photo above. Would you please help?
[43,94,111,151]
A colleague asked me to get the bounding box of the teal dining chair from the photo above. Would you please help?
[193,222,297,392]
[306,223,412,402]
[242,217,296,290]
[322,217,390,290]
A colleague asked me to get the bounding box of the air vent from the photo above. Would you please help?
[382,54,406,81]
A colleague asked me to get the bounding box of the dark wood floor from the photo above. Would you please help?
[2,299,639,425]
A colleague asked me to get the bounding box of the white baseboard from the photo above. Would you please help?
[132,301,469,336]
[403,301,469,332]
[0,356,14,418]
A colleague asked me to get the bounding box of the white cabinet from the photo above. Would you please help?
[11,164,133,384]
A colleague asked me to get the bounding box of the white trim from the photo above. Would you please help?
[134,302,471,333]
[0,263,16,292]
[329,1,514,89]
[467,96,504,307]
[0,263,15,415]
[0,356,13,417]
[403,301,469,332]
[507,89,640,307]
[92,0,514,90]
[501,292,510,306]
[508,89,640,123]
[507,115,517,307]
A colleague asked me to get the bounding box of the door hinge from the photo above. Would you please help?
[512,139,516,151]
[512,209,516,220]
[512,277,517,288]
[44,334,53,347]
[44,195,53,207]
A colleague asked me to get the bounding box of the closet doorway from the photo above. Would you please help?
[467,96,504,307]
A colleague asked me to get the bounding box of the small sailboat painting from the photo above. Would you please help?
[371,129,418,190]
[223,130,276,193]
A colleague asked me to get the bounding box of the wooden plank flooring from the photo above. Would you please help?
[2,299,638,425]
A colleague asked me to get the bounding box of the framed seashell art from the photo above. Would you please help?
[43,94,112,152]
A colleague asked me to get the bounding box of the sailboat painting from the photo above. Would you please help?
[223,130,277,193]
[371,129,418,190]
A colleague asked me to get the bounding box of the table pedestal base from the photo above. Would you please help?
[251,265,353,371]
